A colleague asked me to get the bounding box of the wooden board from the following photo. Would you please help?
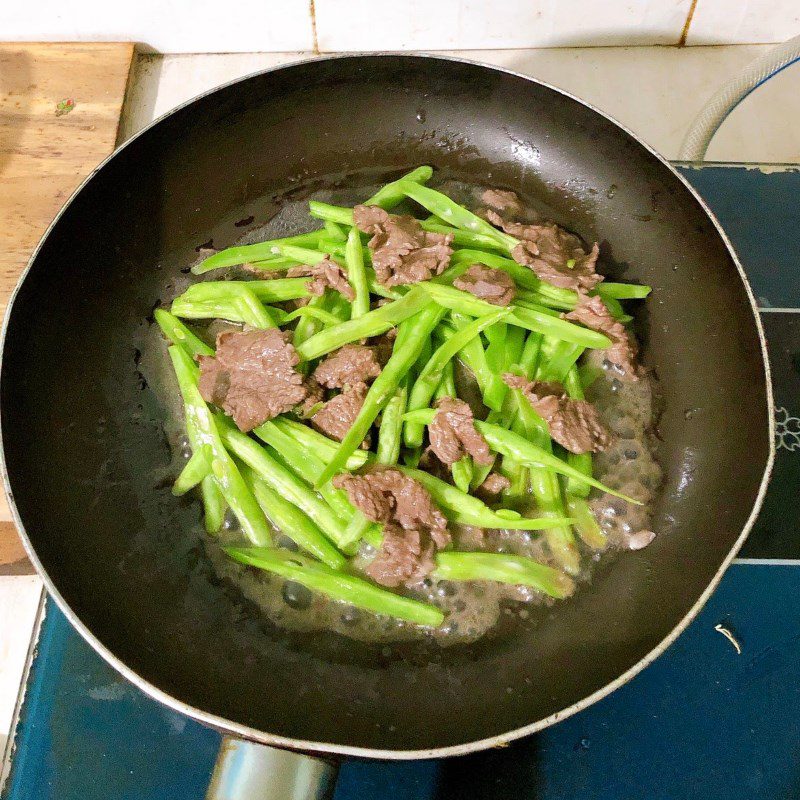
[0,43,134,573]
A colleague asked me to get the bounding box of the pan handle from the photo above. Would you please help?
[206,736,339,800]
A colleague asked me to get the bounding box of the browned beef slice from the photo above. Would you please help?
[479,473,510,495]
[287,256,355,300]
[565,294,639,379]
[506,223,601,291]
[482,207,601,291]
[429,397,494,466]
[334,468,450,587]
[453,264,516,306]
[481,188,524,215]
[352,204,453,287]
[310,382,369,446]
[313,344,382,389]
[365,523,435,588]
[502,374,611,454]
[333,468,449,544]
[197,328,306,432]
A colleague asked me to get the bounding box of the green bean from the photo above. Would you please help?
[405,308,509,446]
[246,470,346,568]
[451,457,473,493]
[396,181,518,250]
[292,294,329,350]
[432,552,574,599]
[552,366,593,504]
[483,321,510,411]
[192,231,325,274]
[182,279,311,305]
[219,421,351,547]
[446,314,491,392]
[418,283,611,348]
[296,287,431,361]
[247,279,311,303]
[537,340,585,384]
[309,169,436,228]
[317,303,446,486]
[172,283,277,328]
[271,418,371,471]
[172,444,213,496]
[597,282,651,300]
[154,309,214,358]
[168,347,272,546]
[518,331,543,377]
[252,421,353,521]
[277,245,340,267]
[377,381,407,465]
[365,165,435,208]
[399,467,573,531]
[475,421,640,504]
[308,202,354,226]
[324,220,347,241]
[567,496,607,550]
[282,306,342,326]
[345,227,370,318]
[200,476,226,533]
[419,221,507,251]
[225,547,444,626]
[433,358,456,400]
[505,384,580,571]
[337,513,383,552]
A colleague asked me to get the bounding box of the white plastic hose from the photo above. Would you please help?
[679,34,800,161]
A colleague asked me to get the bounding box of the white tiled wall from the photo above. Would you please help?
[687,0,800,45]
[313,0,693,51]
[1,0,799,53]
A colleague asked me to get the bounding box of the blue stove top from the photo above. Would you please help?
[4,163,799,800]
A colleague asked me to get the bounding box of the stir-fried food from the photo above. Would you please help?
[155,168,657,635]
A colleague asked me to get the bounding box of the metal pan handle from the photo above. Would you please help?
[206,737,338,800]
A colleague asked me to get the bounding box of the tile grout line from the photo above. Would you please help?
[678,0,699,47]
[309,0,320,55]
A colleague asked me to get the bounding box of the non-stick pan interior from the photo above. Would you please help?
[0,56,770,755]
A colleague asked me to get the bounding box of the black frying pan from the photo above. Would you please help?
[0,55,773,759]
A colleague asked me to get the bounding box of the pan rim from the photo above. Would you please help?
[0,51,776,760]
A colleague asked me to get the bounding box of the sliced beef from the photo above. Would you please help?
[503,374,611,454]
[365,523,435,588]
[429,397,494,466]
[333,468,450,587]
[198,328,306,432]
[353,204,453,287]
[310,382,369,446]
[481,188,524,215]
[565,294,639,379]
[483,207,601,291]
[508,223,601,292]
[313,344,382,389]
[479,472,510,495]
[287,256,355,300]
[453,264,516,306]
[333,468,449,541]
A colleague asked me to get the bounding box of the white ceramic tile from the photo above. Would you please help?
[119,52,318,142]
[314,0,693,51]
[0,576,43,739]
[687,0,800,45]
[0,0,314,54]
[120,47,800,163]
